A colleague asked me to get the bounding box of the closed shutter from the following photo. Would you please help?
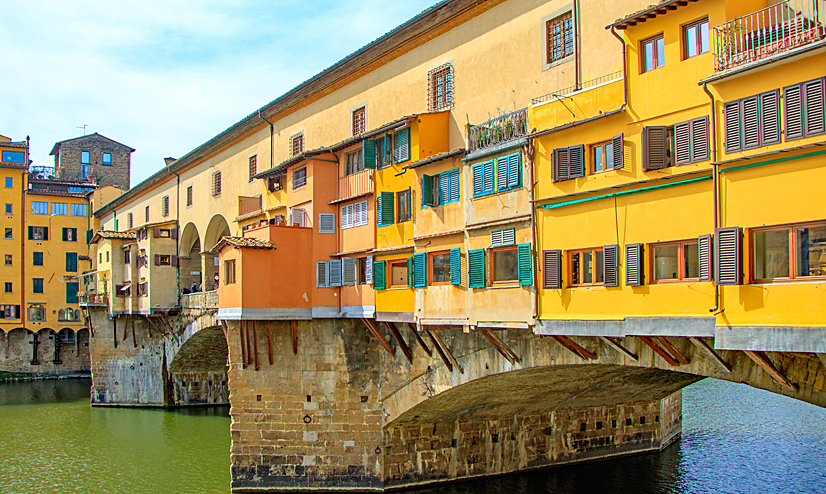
[316,261,329,287]
[154,254,160,266]
[43,227,48,240]
[381,192,394,225]
[472,163,484,197]
[328,259,342,287]
[171,255,178,267]
[759,90,781,146]
[553,148,569,181]
[171,227,178,239]
[365,255,373,285]
[691,117,710,162]
[413,253,427,287]
[407,257,413,288]
[376,196,382,225]
[483,160,495,194]
[372,260,386,289]
[568,144,585,178]
[66,252,77,272]
[28,226,33,240]
[362,139,377,169]
[491,228,515,247]
[450,248,461,285]
[741,96,760,149]
[804,77,825,137]
[66,282,79,304]
[467,249,486,289]
[393,127,410,163]
[439,173,450,204]
[542,250,562,289]
[643,126,668,170]
[343,257,356,286]
[625,243,643,287]
[153,228,160,238]
[495,155,509,191]
[674,121,692,165]
[318,213,335,234]
[698,234,712,282]
[517,243,532,286]
[603,244,619,287]
[506,153,521,188]
[784,83,804,140]
[62,228,68,241]
[86,229,93,244]
[341,205,351,229]
[715,227,742,285]
[612,134,624,169]
[421,174,435,207]
[448,169,460,202]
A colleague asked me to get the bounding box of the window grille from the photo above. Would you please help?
[212,171,222,197]
[547,11,574,64]
[428,63,454,111]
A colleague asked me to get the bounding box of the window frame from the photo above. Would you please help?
[389,260,409,288]
[641,33,665,73]
[352,107,366,136]
[427,63,454,112]
[28,304,45,322]
[186,185,193,208]
[357,257,368,285]
[248,154,257,182]
[591,140,615,174]
[429,250,452,286]
[293,167,307,189]
[102,152,112,166]
[212,171,222,197]
[4,228,12,239]
[32,278,44,294]
[162,195,170,217]
[3,282,11,293]
[568,247,605,287]
[224,260,236,284]
[649,239,701,283]
[81,151,90,164]
[31,201,48,215]
[290,133,304,157]
[397,189,411,223]
[682,18,710,60]
[4,254,11,266]
[489,245,520,286]
[345,149,363,176]
[751,221,826,283]
[544,10,575,69]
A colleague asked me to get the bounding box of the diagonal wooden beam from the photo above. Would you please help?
[385,322,413,364]
[425,329,452,372]
[638,336,679,366]
[552,335,597,360]
[239,321,248,369]
[657,336,689,365]
[482,329,522,364]
[265,321,273,365]
[427,329,463,374]
[251,321,260,371]
[131,315,137,348]
[816,353,826,370]
[599,336,638,362]
[123,313,129,342]
[689,337,731,373]
[478,329,514,365]
[362,318,395,357]
[406,323,431,356]
[744,350,797,391]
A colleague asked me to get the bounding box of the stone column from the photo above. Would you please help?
[200,252,218,291]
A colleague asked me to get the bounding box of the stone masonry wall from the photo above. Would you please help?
[0,328,90,375]
[55,134,131,190]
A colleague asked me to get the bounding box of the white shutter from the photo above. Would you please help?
[316,262,328,287]
[343,257,356,286]
[292,208,305,227]
[319,213,335,233]
[328,259,342,287]
[491,228,515,247]
[365,255,373,285]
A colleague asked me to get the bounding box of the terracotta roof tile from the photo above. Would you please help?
[210,236,276,254]
[91,231,137,243]
[0,141,28,149]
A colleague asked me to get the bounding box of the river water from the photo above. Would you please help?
[0,378,824,494]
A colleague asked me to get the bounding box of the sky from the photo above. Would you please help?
[0,0,437,185]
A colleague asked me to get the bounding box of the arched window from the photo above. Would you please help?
[57,309,66,321]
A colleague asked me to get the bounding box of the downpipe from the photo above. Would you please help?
[702,82,721,314]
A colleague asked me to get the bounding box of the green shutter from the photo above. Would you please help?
[363,139,377,169]
[394,127,410,163]
[66,282,79,304]
[407,186,412,218]
[407,257,413,288]
[384,133,392,163]
[421,174,435,207]
[380,191,394,225]
[450,248,461,285]
[468,249,486,288]
[66,252,77,272]
[413,253,427,287]
[86,229,93,244]
[376,196,382,226]
[372,260,386,289]
[517,243,532,286]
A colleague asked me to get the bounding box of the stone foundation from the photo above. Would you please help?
[0,328,90,376]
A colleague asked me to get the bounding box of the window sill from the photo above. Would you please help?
[543,54,573,72]
[749,278,826,286]
[472,186,523,201]
[387,286,410,290]
[484,284,521,290]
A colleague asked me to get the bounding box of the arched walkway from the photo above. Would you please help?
[202,215,231,290]
[179,222,202,291]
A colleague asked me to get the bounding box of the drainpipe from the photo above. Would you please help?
[166,163,181,303]
[610,27,628,111]
[575,0,582,90]
[525,134,539,322]
[330,151,343,317]
[702,82,721,314]
[21,137,29,331]
[257,111,275,170]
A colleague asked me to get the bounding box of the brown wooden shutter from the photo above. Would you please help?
[542,250,562,289]
[674,121,691,165]
[759,90,781,146]
[742,96,759,149]
[643,126,668,170]
[612,133,624,169]
[803,77,825,137]
[171,227,178,239]
[784,83,804,140]
[153,228,160,238]
[603,244,618,287]
[154,254,160,266]
[553,148,569,181]
[625,243,644,287]
[171,255,178,267]
[715,227,742,285]
[691,117,710,162]
[698,234,712,282]
[724,100,742,153]
[568,144,585,178]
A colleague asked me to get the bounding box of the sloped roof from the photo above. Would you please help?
[607,0,699,30]
[210,236,276,254]
[49,133,136,155]
[91,231,137,243]
[0,141,28,149]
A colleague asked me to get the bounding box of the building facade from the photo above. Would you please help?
[50,133,134,190]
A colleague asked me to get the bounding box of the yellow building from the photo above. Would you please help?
[1,136,28,331]
[532,0,826,353]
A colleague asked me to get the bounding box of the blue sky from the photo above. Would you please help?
[0,0,437,184]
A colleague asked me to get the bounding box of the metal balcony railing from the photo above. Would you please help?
[713,0,826,72]
[239,195,263,216]
[79,292,109,305]
[338,168,374,202]
[467,107,529,153]
[531,71,623,105]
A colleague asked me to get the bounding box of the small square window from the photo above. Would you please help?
[641,34,665,73]
[160,229,171,238]
[430,252,452,285]
[32,278,44,294]
[33,252,44,266]
[345,149,363,176]
[491,246,519,284]
[290,134,304,157]
[102,153,112,166]
[683,18,710,59]
[569,247,605,286]
[4,228,11,239]
[224,260,236,284]
[3,282,11,293]
[81,151,90,164]
[4,203,11,214]
[4,254,11,265]
[591,141,615,174]
[159,255,171,266]
[4,177,12,188]
[651,240,700,282]
[390,260,408,287]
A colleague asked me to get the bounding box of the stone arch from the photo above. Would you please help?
[179,222,202,291]
[202,215,231,290]
[33,328,56,366]
[0,328,33,368]
[168,326,228,406]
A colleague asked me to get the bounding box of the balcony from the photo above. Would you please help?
[238,195,263,217]
[467,107,528,154]
[79,292,109,306]
[713,0,826,72]
[337,168,374,203]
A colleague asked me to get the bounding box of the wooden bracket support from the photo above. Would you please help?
[656,336,689,365]
[239,320,248,369]
[479,328,522,365]
[638,336,679,366]
[385,322,413,364]
[406,323,431,356]
[816,353,826,370]
[689,337,731,373]
[598,336,638,362]
[123,313,129,342]
[290,320,298,355]
[744,350,797,392]
[131,315,137,348]
[551,335,597,360]
[427,329,463,374]
[265,321,273,364]
[148,317,168,337]
[251,321,260,371]
[361,318,395,357]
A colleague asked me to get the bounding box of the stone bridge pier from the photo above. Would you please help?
[86,293,228,407]
[220,317,826,492]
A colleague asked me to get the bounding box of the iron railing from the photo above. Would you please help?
[338,168,374,202]
[532,71,624,105]
[78,292,109,305]
[238,195,263,216]
[713,0,825,72]
[467,107,529,153]
[28,165,55,179]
